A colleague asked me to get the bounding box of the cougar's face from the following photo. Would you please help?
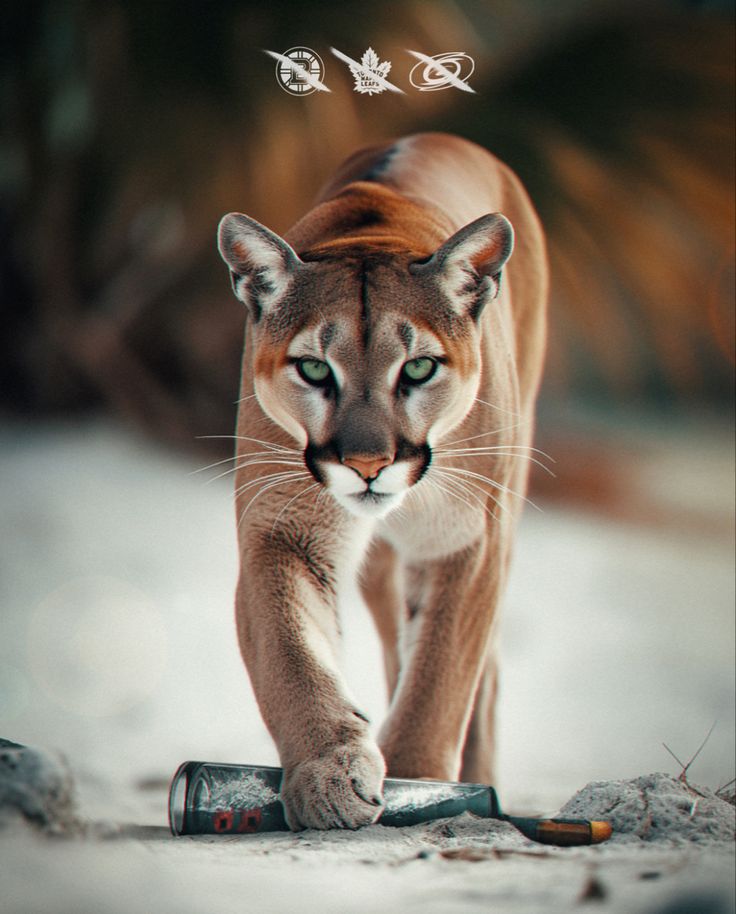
[251,258,482,519]
[217,210,513,520]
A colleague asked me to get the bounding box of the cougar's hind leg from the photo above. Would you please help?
[360,538,403,702]
[459,650,499,784]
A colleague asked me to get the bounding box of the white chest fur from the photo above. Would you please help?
[376,473,486,562]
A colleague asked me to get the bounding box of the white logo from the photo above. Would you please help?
[330,47,404,96]
[408,51,475,94]
[266,47,330,95]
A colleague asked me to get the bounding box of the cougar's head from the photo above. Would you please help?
[218,212,513,519]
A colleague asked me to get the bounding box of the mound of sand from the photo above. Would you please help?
[0,739,80,834]
[4,736,733,851]
[558,772,735,845]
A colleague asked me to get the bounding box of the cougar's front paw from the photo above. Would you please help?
[281,740,386,830]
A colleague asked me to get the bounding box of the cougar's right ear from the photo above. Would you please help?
[410,213,514,320]
[217,213,302,320]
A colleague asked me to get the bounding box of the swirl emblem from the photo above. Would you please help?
[408,52,475,93]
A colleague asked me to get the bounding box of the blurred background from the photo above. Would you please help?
[2,0,734,448]
[0,0,734,820]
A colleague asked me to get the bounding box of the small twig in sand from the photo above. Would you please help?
[662,721,716,795]
[716,777,736,807]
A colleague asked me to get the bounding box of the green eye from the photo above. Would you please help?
[401,357,437,384]
[297,358,332,385]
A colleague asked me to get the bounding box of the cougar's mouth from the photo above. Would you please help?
[342,487,403,519]
[352,489,392,505]
[301,440,432,519]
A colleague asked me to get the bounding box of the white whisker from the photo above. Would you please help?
[192,450,303,478]
[433,448,555,476]
[431,469,504,521]
[271,482,322,533]
[438,465,541,513]
[472,397,521,418]
[235,470,309,499]
[209,457,304,485]
[237,473,312,529]
[435,470,507,521]
[309,485,330,521]
[191,454,243,476]
[439,420,526,449]
[197,434,298,454]
[435,444,554,459]
[420,474,477,516]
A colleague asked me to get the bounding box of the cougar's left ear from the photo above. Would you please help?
[410,213,514,319]
[217,213,302,320]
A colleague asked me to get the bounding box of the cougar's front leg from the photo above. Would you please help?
[360,538,402,702]
[379,531,507,782]
[459,649,499,784]
[236,512,385,830]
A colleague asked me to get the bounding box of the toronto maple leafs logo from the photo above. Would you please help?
[349,47,392,95]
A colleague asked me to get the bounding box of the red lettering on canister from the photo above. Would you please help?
[237,808,263,833]
[213,810,235,832]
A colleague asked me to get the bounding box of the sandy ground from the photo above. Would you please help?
[0,417,733,913]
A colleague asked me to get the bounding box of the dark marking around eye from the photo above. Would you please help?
[319,322,336,353]
[398,322,414,353]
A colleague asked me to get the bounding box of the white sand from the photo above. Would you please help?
[0,419,733,913]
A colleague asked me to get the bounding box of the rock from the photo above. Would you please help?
[0,738,81,834]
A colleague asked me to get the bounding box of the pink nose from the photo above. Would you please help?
[342,455,393,481]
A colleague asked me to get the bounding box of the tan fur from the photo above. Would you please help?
[218,133,547,829]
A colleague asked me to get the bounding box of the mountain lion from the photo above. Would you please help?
[217,133,547,829]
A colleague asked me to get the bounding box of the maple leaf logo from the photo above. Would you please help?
[349,47,392,95]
